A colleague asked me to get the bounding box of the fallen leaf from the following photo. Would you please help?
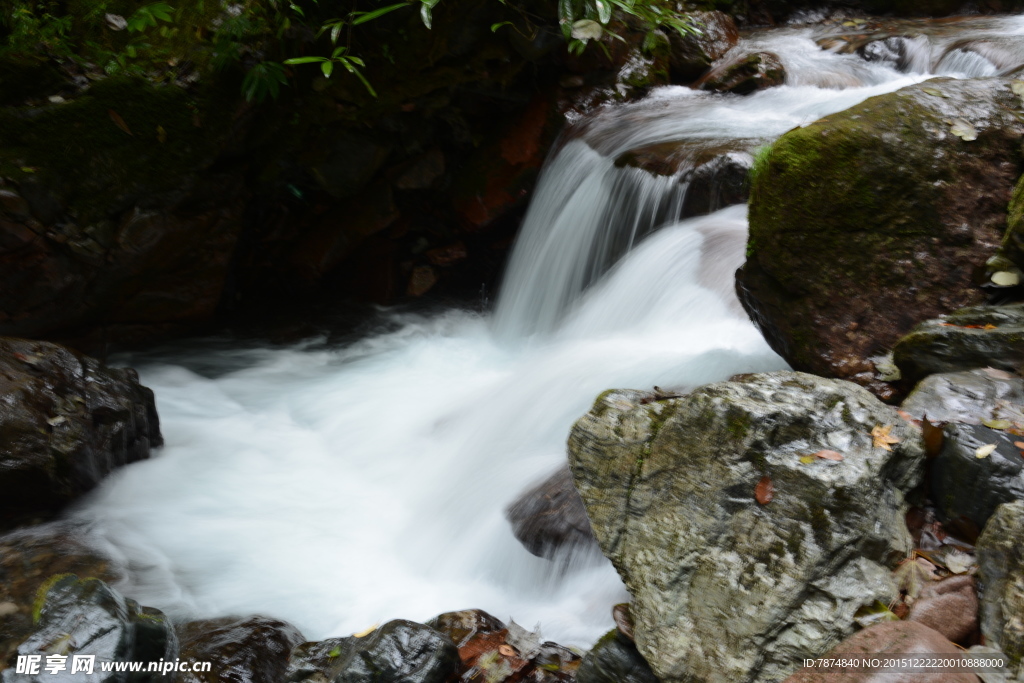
[984,323,998,329]
[854,600,901,628]
[755,476,774,505]
[991,271,1020,287]
[950,118,977,141]
[353,623,379,637]
[799,455,816,465]
[872,424,899,451]
[1012,80,1024,101]
[983,418,1012,430]
[940,548,975,575]
[156,125,167,143]
[975,443,996,459]
[498,644,516,657]
[108,109,133,136]
[814,449,844,461]
[895,555,939,599]
[1015,441,1024,449]
[982,367,1015,379]
[105,12,127,30]
[922,86,947,97]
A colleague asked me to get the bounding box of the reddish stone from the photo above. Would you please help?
[909,575,979,644]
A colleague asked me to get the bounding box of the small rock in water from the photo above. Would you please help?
[576,630,657,683]
[506,465,596,560]
[177,616,304,683]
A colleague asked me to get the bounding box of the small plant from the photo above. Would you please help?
[242,60,289,101]
[126,2,175,32]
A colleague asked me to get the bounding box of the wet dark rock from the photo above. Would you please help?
[931,423,1024,529]
[576,630,657,683]
[908,575,979,644]
[668,11,739,83]
[569,372,922,682]
[2,575,176,683]
[176,616,304,683]
[893,304,1024,387]
[697,52,786,94]
[976,501,1024,677]
[738,78,1024,398]
[506,465,596,560]
[901,368,1024,425]
[0,523,122,667]
[783,621,980,682]
[681,151,753,217]
[0,337,161,517]
[427,609,505,648]
[285,637,356,683]
[326,620,460,683]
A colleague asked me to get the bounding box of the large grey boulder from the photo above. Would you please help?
[901,368,1024,425]
[976,501,1024,678]
[569,372,925,683]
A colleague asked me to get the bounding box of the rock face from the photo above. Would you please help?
[576,630,657,683]
[0,523,122,667]
[667,11,738,83]
[901,368,1024,425]
[569,372,924,683]
[738,78,1024,397]
[931,423,1024,529]
[0,337,161,516]
[506,465,596,559]
[697,52,786,94]
[177,616,304,683]
[976,501,1024,676]
[783,621,980,683]
[2,575,176,683]
[681,151,753,218]
[893,304,1024,386]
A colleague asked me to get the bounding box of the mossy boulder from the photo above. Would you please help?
[892,303,1024,386]
[576,630,658,683]
[569,372,923,682]
[738,78,1024,399]
[0,336,161,516]
[976,501,1024,677]
[2,574,176,682]
[0,523,122,668]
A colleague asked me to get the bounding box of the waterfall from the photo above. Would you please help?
[73,13,1024,647]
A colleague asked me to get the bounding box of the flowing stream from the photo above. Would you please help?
[74,13,1024,647]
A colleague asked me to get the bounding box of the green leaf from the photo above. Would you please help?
[351,3,409,25]
[283,56,328,64]
[332,45,347,58]
[595,0,611,24]
[330,20,342,43]
[491,21,512,32]
[571,18,601,40]
[420,3,432,29]
[321,60,334,77]
[347,55,365,66]
[289,3,305,16]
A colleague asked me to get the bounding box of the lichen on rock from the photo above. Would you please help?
[569,372,925,682]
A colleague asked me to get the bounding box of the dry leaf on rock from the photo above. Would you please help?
[975,443,996,459]
[814,449,844,461]
[872,424,899,451]
[950,118,978,141]
[755,476,774,505]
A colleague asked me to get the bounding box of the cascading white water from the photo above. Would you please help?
[74,13,1024,647]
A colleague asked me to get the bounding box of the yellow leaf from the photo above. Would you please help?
[799,455,816,465]
[353,622,379,637]
[975,443,996,459]
[871,425,899,451]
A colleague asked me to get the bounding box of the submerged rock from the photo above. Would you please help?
[901,368,1024,425]
[783,621,980,683]
[569,372,923,682]
[0,336,161,517]
[893,304,1024,386]
[506,465,596,559]
[681,151,753,218]
[2,575,176,683]
[667,11,738,83]
[576,630,657,683]
[0,524,122,668]
[738,78,1024,397]
[177,616,304,683]
[697,52,786,94]
[976,501,1024,678]
[930,423,1024,529]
